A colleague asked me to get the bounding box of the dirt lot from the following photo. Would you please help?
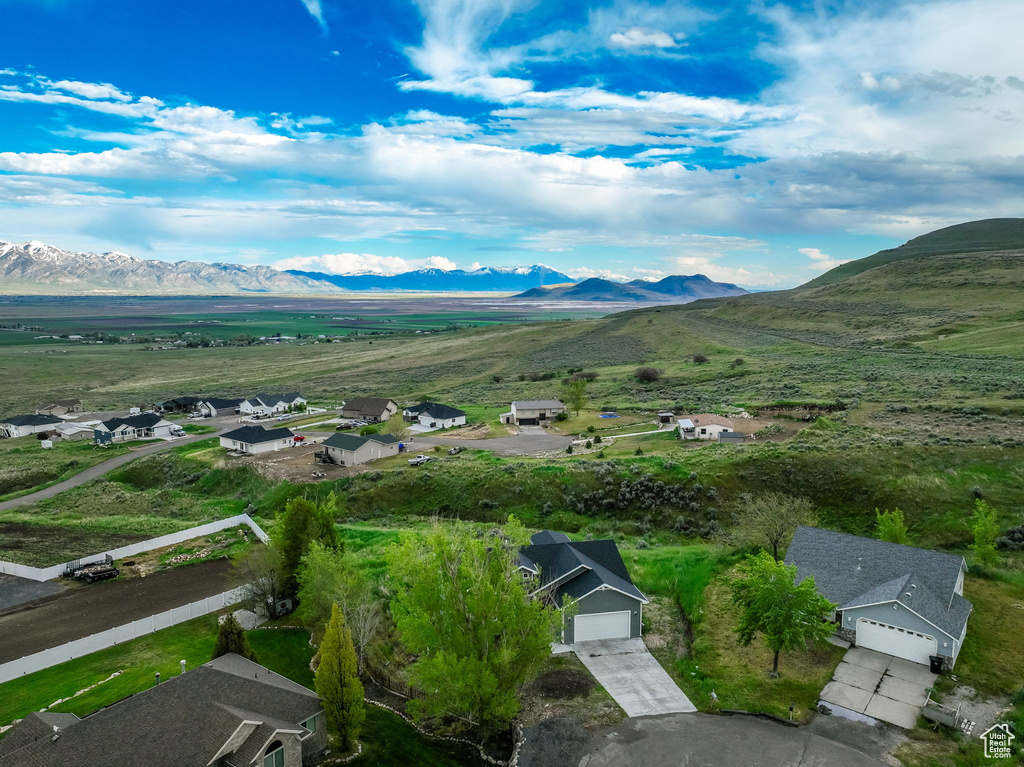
[0,559,240,663]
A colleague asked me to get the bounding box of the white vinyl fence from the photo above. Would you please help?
[0,586,248,684]
[0,514,269,582]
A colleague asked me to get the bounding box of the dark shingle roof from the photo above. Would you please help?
[1,414,64,427]
[222,425,296,444]
[405,402,466,420]
[99,413,165,431]
[203,397,243,409]
[785,526,971,639]
[520,534,647,605]
[0,654,321,767]
[530,530,571,545]
[342,397,396,415]
[323,432,400,451]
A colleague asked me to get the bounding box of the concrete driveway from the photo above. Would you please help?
[573,638,696,718]
[579,712,887,767]
[820,647,935,729]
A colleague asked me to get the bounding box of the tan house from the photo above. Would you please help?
[677,414,735,440]
[500,399,566,426]
[322,432,400,466]
[36,399,83,416]
[340,397,398,423]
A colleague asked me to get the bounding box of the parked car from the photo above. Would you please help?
[448,446,463,455]
[408,454,432,466]
[276,414,291,421]
[294,435,305,442]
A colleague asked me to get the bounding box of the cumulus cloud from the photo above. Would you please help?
[47,79,133,101]
[609,28,677,48]
[799,247,850,271]
[273,252,457,275]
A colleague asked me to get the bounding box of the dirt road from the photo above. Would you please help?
[0,559,240,663]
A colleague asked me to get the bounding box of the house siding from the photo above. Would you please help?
[301,712,328,766]
[842,602,956,658]
[563,589,642,643]
[324,439,399,466]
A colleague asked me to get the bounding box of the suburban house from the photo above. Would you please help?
[239,393,307,417]
[519,530,649,643]
[322,432,400,466]
[0,653,327,767]
[198,397,245,418]
[402,402,467,430]
[220,425,298,454]
[36,399,83,416]
[93,413,181,443]
[0,413,66,439]
[677,414,736,440]
[156,396,202,413]
[340,397,398,423]
[52,421,95,441]
[500,400,567,426]
[785,526,972,669]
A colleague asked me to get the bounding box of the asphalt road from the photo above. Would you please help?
[579,713,887,767]
[0,424,231,513]
[0,559,240,663]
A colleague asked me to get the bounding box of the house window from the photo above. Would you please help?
[263,742,285,767]
[303,716,317,733]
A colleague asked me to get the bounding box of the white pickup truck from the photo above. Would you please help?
[408,454,432,466]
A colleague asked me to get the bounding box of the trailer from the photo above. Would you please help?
[65,555,120,584]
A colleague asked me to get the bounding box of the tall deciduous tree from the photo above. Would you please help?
[297,542,383,674]
[279,495,341,596]
[382,413,411,441]
[385,516,560,734]
[730,552,837,676]
[875,508,909,544]
[561,378,588,417]
[316,604,365,752]
[212,613,258,662]
[728,493,816,561]
[969,499,1001,567]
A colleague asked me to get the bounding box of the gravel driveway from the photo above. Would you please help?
[409,431,572,456]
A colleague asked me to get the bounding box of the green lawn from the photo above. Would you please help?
[0,437,130,501]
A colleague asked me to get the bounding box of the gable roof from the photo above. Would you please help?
[1,414,64,427]
[97,413,166,432]
[250,392,303,407]
[323,432,400,452]
[512,400,565,409]
[681,413,735,428]
[202,397,244,409]
[342,397,396,414]
[785,526,971,639]
[222,425,296,445]
[0,654,321,767]
[409,402,466,420]
[520,533,647,605]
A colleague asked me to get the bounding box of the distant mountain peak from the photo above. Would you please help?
[513,274,747,303]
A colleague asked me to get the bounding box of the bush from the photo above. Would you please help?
[585,440,592,449]
[634,448,644,456]
[594,434,603,444]
[997,524,1024,551]
[635,367,662,383]
[692,354,709,365]
[566,444,574,454]
[359,426,379,436]
[554,411,569,422]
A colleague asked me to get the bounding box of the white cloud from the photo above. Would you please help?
[48,79,133,101]
[609,28,677,49]
[272,252,457,275]
[298,0,327,31]
[799,247,850,271]
[674,256,787,287]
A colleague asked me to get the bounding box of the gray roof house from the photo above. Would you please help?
[322,432,400,466]
[402,402,468,430]
[519,531,648,643]
[340,397,398,423]
[785,526,972,668]
[0,654,327,767]
[94,413,180,444]
[239,393,306,416]
[220,425,298,455]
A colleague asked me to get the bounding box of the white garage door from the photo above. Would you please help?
[574,611,631,642]
[856,618,937,665]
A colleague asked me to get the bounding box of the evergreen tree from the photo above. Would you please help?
[279,494,341,596]
[875,508,909,544]
[316,604,365,752]
[212,613,258,662]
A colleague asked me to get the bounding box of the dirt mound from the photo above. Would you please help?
[529,668,595,699]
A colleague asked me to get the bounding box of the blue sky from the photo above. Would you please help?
[1,0,1022,287]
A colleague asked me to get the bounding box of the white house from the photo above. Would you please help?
[0,414,66,439]
[238,393,306,417]
[500,400,566,426]
[677,414,735,440]
[93,414,181,443]
[219,425,298,454]
[402,402,467,431]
